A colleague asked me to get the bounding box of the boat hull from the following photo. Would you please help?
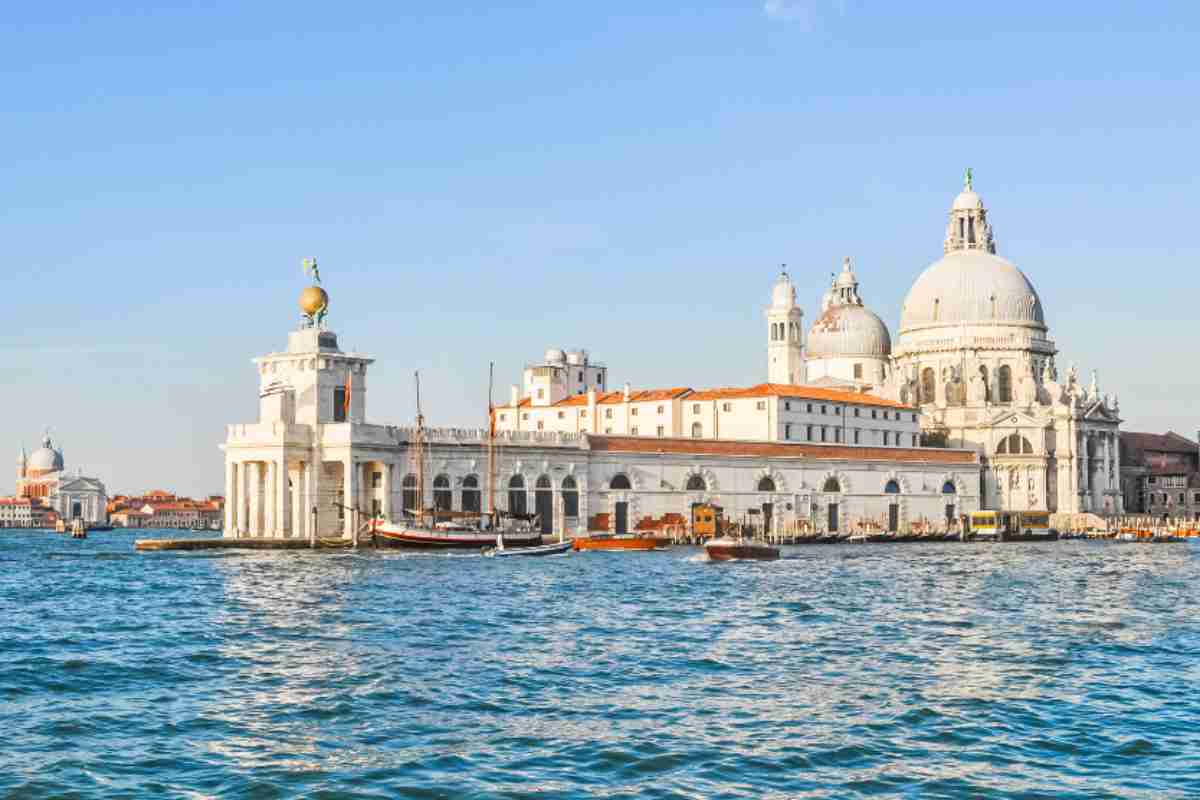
[494,540,573,558]
[372,524,543,550]
[705,541,780,561]
[573,536,661,552]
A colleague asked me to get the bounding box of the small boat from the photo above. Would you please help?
[488,533,573,558]
[573,535,662,552]
[372,518,544,550]
[704,535,779,561]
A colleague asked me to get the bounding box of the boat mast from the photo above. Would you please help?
[487,362,497,524]
[412,370,426,527]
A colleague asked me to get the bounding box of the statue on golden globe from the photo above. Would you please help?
[299,257,329,328]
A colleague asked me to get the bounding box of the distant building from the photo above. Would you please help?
[13,432,107,524]
[0,498,34,528]
[1120,432,1200,517]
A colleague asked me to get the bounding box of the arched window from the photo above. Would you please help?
[691,422,703,439]
[979,365,989,401]
[757,476,776,492]
[562,475,579,517]
[686,474,706,491]
[942,481,957,495]
[609,474,631,491]
[884,479,901,494]
[402,474,419,513]
[996,433,1032,455]
[822,477,841,493]
[508,474,526,515]
[433,474,452,512]
[921,368,936,405]
[461,475,480,513]
[997,365,1012,403]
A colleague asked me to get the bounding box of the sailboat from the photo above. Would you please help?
[371,367,543,550]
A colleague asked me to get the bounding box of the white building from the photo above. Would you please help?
[221,285,979,540]
[804,258,892,390]
[876,173,1122,514]
[0,498,35,528]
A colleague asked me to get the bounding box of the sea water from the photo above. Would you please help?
[2,529,1198,798]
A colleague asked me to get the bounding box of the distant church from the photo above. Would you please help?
[16,433,108,523]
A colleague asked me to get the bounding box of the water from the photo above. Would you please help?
[2,530,1199,798]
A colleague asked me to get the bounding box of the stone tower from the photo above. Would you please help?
[766,268,805,385]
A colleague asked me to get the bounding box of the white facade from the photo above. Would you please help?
[874,173,1122,514]
[14,433,107,523]
[0,499,34,528]
[805,258,892,390]
[222,313,977,539]
[54,476,108,524]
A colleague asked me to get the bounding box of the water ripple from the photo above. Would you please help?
[1,530,1198,797]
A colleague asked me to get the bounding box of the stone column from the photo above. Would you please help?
[381,462,393,523]
[343,458,358,539]
[307,455,321,542]
[264,461,276,537]
[291,462,305,540]
[224,461,238,537]
[276,458,290,537]
[247,462,262,536]
[1112,432,1124,513]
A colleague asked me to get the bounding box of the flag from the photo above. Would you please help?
[344,370,352,420]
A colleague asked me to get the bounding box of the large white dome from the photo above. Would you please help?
[27,436,63,473]
[899,250,1045,333]
[808,303,892,358]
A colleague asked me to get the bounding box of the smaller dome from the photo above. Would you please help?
[299,286,329,316]
[952,189,983,211]
[565,350,586,365]
[807,304,892,358]
[771,270,796,309]
[544,348,566,364]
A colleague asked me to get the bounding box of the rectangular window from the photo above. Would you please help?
[657,405,664,414]
[883,431,890,446]
[807,425,813,440]
[537,388,544,399]
[835,407,841,415]
[1148,476,1157,485]
[499,413,507,422]
[578,372,583,381]
[785,401,791,411]
[821,427,827,442]
[912,413,918,422]
[821,405,827,415]
[853,363,863,379]
[536,421,544,430]
[580,410,587,418]
[834,428,841,443]
[1181,493,1187,503]
[631,407,638,416]
[693,404,701,413]
[656,426,664,437]
[557,411,564,419]
[605,408,612,419]
[521,413,528,421]
[912,434,918,447]
[333,387,347,422]
[854,429,860,444]
[784,423,792,439]
[854,408,860,417]
[807,403,813,413]
[756,401,766,410]
[871,409,877,419]
[372,499,382,517]
[630,426,639,436]
[372,471,382,489]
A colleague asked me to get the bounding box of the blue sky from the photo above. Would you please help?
[2,2,1197,497]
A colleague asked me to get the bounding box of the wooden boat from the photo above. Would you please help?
[372,519,543,550]
[488,533,573,558]
[573,535,662,552]
[704,535,779,561]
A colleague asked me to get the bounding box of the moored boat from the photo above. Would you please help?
[488,533,574,558]
[704,535,779,561]
[573,535,661,552]
[371,518,543,550]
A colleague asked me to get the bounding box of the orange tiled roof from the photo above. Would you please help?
[687,383,911,409]
[589,435,975,464]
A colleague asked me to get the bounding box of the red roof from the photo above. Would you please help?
[496,384,909,411]
[588,435,975,464]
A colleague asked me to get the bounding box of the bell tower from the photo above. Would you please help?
[765,266,805,385]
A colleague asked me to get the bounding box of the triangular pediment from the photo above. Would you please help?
[981,409,1049,430]
[1082,401,1118,422]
